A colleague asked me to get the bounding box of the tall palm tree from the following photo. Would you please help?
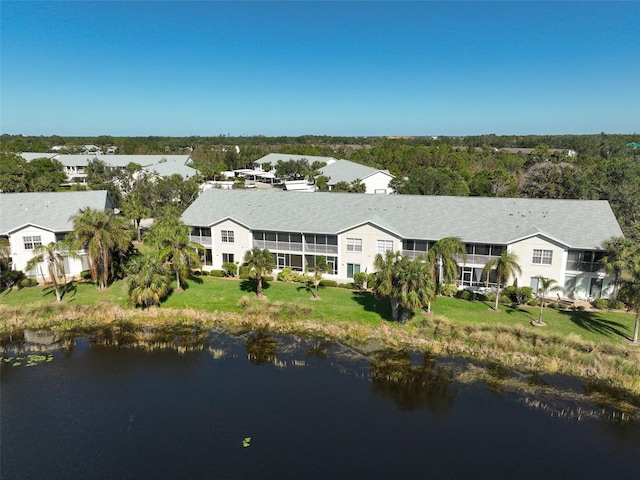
[532,276,563,325]
[373,250,402,321]
[244,247,274,299]
[619,279,640,343]
[126,253,172,309]
[121,192,151,242]
[426,237,466,292]
[600,236,634,302]
[482,251,522,311]
[69,208,133,289]
[25,241,80,302]
[144,217,202,291]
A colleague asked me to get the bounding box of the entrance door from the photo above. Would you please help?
[461,267,472,287]
[589,278,603,298]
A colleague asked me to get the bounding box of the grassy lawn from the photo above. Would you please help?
[1,276,636,345]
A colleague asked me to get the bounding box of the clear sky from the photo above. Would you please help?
[1,1,638,137]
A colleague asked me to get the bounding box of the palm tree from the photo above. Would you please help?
[532,276,563,325]
[244,247,274,299]
[373,252,435,322]
[600,236,634,302]
[121,192,151,242]
[482,251,522,311]
[0,237,10,272]
[373,250,402,321]
[25,241,80,302]
[619,279,640,343]
[426,237,466,292]
[69,208,133,289]
[126,253,172,308]
[397,256,436,322]
[144,217,202,291]
[307,255,329,299]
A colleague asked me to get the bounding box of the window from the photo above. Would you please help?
[221,230,234,243]
[346,238,362,252]
[347,263,361,278]
[376,240,394,254]
[532,249,553,265]
[23,236,42,250]
[222,253,234,263]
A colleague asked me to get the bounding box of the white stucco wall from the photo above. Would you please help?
[209,220,252,270]
[363,172,394,194]
[8,226,85,280]
[508,235,566,290]
[339,223,401,279]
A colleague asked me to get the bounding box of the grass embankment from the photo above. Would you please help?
[2,276,639,401]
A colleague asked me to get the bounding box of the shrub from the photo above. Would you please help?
[80,270,92,280]
[238,265,250,277]
[611,300,625,310]
[319,279,338,287]
[222,262,237,277]
[18,278,38,288]
[338,282,356,289]
[263,276,274,282]
[591,298,609,310]
[0,270,25,291]
[353,272,368,290]
[504,286,533,305]
[239,273,251,280]
[209,270,225,277]
[439,284,458,297]
[277,268,295,282]
[456,289,474,301]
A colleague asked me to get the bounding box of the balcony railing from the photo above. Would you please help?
[189,235,212,246]
[565,261,602,273]
[253,240,303,252]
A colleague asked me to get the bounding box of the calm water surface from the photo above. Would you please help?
[2,328,640,480]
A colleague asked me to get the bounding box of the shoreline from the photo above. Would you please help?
[2,301,640,410]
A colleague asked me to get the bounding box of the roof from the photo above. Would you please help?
[18,153,58,161]
[253,153,338,166]
[181,189,623,249]
[19,153,197,179]
[318,159,393,185]
[0,191,114,235]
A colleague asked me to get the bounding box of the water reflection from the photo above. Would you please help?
[370,350,458,412]
[245,331,278,365]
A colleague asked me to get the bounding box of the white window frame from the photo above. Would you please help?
[221,230,235,243]
[23,235,42,250]
[346,237,362,253]
[376,239,394,254]
[532,249,553,265]
[222,253,235,263]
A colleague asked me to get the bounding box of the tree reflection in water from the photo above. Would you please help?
[370,351,458,412]
[246,331,278,365]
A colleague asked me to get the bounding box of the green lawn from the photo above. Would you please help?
[1,276,636,344]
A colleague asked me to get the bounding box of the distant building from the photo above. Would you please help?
[0,191,115,280]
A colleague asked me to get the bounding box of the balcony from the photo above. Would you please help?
[253,240,303,252]
[565,261,602,273]
[189,235,212,247]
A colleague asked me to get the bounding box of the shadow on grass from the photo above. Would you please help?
[560,310,630,340]
[351,291,394,322]
[239,279,271,295]
[480,301,537,322]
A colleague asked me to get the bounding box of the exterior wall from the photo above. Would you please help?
[363,172,394,194]
[508,235,566,290]
[338,224,401,279]
[209,220,252,270]
[8,226,85,280]
[508,235,614,299]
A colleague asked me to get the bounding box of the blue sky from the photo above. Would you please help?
[1,1,638,136]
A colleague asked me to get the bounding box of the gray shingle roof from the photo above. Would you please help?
[318,159,393,184]
[181,189,623,249]
[253,153,338,166]
[0,191,114,235]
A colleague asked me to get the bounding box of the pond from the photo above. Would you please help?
[2,327,640,479]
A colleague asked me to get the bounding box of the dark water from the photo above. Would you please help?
[2,328,640,480]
